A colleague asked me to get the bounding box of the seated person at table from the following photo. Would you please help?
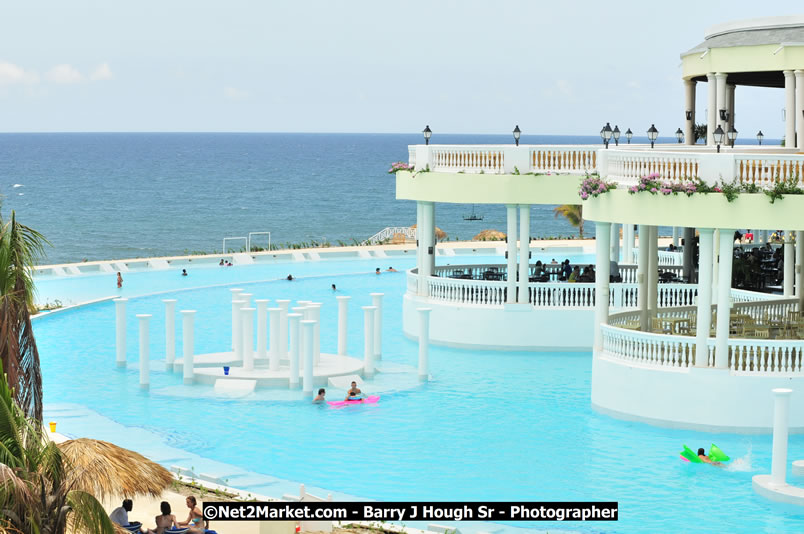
[345,381,363,401]
[610,260,620,281]
[568,265,581,283]
[562,259,572,279]
[579,265,595,282]
[532,260,543,277]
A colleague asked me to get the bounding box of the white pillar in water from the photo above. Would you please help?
[292,306,308,369]
[268,307,281,371]
[163,299,177,369]
[241,307,255,371]
[336,296,350,355]
[301,320,315,395]
[240,292,253,308]
[362,305,376,378]
[371,293,383,360]
[114,298,127,368]
[232,299,243,361]
[288,313,302,388]
[255,299,269,361]
[276,299,291,359]
[417,307,431,381]
[230,288,243,349]
[771,388,793,485]
[310,302,322,365]
[137,314,151,390]
[181,310,195,385]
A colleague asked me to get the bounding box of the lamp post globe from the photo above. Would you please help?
[713,125,725,153]
[612,125,621,146]
[647,124,659,149]
[727,125,738,148]
[600,122,613,149]
[756,130,764,146]
[625,128,633,144]
[423,125,432,146]
[513,125,521,147]
[675,128,684,144]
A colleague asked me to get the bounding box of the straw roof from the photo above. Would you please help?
[473,229,506,241]
[410,224,448,241]
[58,438,173,499]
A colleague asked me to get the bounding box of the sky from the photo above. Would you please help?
[0,1,801,136]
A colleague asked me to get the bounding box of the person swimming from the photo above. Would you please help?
[386,266,398,272]
[345,381,363,401]
[313,388,326,403]
[331,284,337,291]
[697,447,723,467]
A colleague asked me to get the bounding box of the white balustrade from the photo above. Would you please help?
[630,249,683,266]
[729,339,804,374]
[736,156,804,187]
[528,146,597,174]
[600,324,697,369]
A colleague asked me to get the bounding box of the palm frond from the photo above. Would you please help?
[66,490,117,534]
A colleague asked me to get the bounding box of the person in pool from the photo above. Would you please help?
[116,272,123,289]
[375,268,381,275]
[386,266,398,272]
[697,448,723,466]
[287,274,294,280]
[313,388,326,402]
[345,381,363,401]
[181,269,188,276]
[331,284,337,291]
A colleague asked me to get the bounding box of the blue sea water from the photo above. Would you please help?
[0,132,685,265]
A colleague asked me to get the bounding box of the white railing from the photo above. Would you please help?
[529,283,596,307]
[630,249,683,266]
[619,264,684,283]
[430,145,506,174]
[601,324,697,369]
[604,151,701,187]
[729,339,804,374]
[362,226,416,245]
[529,146,597,174]
[735,155,804,187]
[410,144,599,175]
[730,288,781,303]
[407,269,417,293]
[427,276,507,306]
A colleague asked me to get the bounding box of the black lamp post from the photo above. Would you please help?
[513,125,521,146]
[675,128,684,144]
[600,122,613,148]
[727,125,738,148]
[713,125,725,153]
[612,125,621,146]
[757,130,764,145]
[647,124,659,149]
[423,125,432,145]
[625,128,633,144]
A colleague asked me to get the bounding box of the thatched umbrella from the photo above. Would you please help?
[473,229,506,241]
[410,224,448,241]
[58,438,173,499]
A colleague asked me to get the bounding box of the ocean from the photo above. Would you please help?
[0,132,739,264]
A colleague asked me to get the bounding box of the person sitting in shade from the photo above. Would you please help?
[314,388,326,403]
[532,260,543,277]
[345,381,363,401]
[568,265,581,283]
[146,501,177,534]
[110,499,142,530]
[177,496,205,532]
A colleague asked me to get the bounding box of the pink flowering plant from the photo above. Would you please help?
[578,173,617,200]
[388,161,414,174]
[627,173,713,197]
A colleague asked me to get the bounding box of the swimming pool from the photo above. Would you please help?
[34,254,804,533]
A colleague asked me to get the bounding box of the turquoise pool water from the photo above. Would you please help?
[33,255,804,533]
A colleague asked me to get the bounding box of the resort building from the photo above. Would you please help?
[398,15,804,433]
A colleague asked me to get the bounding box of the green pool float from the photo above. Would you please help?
[708,444,730,462]
[680,445,702,463]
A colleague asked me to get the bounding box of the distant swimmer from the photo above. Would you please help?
[386,267,398,272]
[331,284,337,291]
[219,259,225,266]
[697,447,723,467]
[375,268,381,275]
[287,274,294,280]
[181,269,188,276]
[313,388,326,403]
[117,272,123,289]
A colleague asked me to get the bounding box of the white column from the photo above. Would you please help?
[230,288,243,349]
[255,299,269,360]
[796,70,804,151]
[276,299,290,359]
[684,79,696,145]
[241,307,255,371]
[672,227,679,248]
[726,83,735,134]
[784,232,795,297]
[288,313,301,389]
[682,228,695,282]
[268,307,281,371]
[712,229,720,302]
[137,314,151,390]
[715,72,728,135]
[695,229,714,366]
[371,293,383,361]
[231,299,243,360]
[292,306,307,369]
[760,230,769,245]
[309,303,322,365]
[363,305,376,379]
[637,225,650,330]
[610,223,620,263]
[707,73,717,146]
[163,299,176,369]
[301,320,315,396]
[796,231,804,311]
[648,226,659,317]
[114,298,127,368]
[429,202,437,275]
[416,201,425,296]
[181,310,195,385]
[240,292,252,308]
[506,205,517,303]
[417,308,431,381]
[623,224,633,265]
[336,296,350,355]
[518,205,530,303]
[771,388,793,485]
[784,70,796,147]
[594,222,612,350]
[420,202,435,294]
[714,229,735,368]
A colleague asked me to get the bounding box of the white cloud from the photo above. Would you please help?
[45,64,83,84]
[90,62,113,81]
[0,61,39,85]
[224,86,249,100]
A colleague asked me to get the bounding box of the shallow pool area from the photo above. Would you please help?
[34,254,804,533]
